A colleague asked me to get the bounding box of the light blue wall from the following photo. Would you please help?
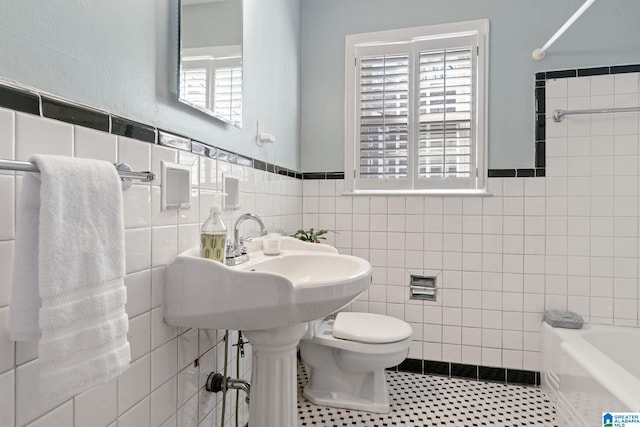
[3,1,639,172]
[0,0,301,170]
[300,0,640,171]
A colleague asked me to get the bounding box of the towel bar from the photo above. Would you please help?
[0,158,156,190]
[553,106,640,122]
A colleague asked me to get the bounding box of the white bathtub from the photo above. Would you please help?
[542,322,640,427]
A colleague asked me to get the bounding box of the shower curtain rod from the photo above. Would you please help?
[0,158,156,187]
[532,0,597,60]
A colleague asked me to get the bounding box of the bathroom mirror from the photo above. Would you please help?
[179,0,243,128]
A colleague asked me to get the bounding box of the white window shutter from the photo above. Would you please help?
[359,53,410,181]
[416,42,475,189]
[346,20,488,193]
[354,44,412,191]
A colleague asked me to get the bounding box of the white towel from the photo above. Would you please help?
[8,154,130,401]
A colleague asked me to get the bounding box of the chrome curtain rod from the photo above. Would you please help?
[0,158,155,189]
[553,106,640,122]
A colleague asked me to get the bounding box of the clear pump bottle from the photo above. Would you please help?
[201,206,227,263]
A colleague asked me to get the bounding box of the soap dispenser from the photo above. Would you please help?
[201,206,227,263]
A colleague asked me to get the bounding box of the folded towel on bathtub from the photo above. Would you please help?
[8,154,130,402]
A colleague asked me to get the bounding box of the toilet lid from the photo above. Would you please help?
[332,312,412,344]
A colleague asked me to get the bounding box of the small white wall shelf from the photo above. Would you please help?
[223,174,240,210]
[161,161,192,210]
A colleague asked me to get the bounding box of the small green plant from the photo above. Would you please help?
[292,228,327,243]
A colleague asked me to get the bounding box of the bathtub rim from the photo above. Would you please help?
[543,322,640,412]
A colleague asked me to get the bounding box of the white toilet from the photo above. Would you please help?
[299,312,412,413]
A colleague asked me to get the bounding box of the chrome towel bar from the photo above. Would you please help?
[553,106,640,122]
[0,158,156,190]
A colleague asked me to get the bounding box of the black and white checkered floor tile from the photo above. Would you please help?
[297,365,556,426]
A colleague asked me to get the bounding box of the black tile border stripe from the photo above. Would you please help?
[302,172,329,180]
[486,168,546,178]
[544,69,577,79]
[450,363,478,380]
[390,358,540,387]
[0,85,40,115]
[3,65,637,181]
[302,170,542,180]
[507,368,539,386]
[488,169,515,178]
[479,366,507,383]
[423,360,449,377]
[611,64,640,74]
[42,96,109,132]
[516,168,535,178]
[112,116,156,143]
[0,80,300,179]
[397,358,422,374]
[534,63,640,177]
[326,172,345,180]
[0,80,548,181]
[577,66,610,77]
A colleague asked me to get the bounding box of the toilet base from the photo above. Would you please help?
[299,315,412,415]
[301,363,392,414]
[303,383,391,413]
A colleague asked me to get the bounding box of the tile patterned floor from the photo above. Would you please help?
[297,365,556,426]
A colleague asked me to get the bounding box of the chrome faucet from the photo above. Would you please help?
[226,213,267,265]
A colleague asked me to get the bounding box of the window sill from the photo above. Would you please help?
[342,189,493,197]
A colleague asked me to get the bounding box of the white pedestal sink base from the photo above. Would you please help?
[243,323,308,427]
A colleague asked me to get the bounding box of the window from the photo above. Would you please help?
[345,20,488,194]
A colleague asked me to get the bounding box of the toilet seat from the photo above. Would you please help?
[307,314,413,355]
[333,312,413,344]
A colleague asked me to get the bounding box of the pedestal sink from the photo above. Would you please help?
[164,237,372,427]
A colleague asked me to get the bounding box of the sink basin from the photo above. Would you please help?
[164,237,372,331]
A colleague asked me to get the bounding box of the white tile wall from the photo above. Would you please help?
[303,72,640,372]
[0,107,302,426]
[2,71,638,425]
